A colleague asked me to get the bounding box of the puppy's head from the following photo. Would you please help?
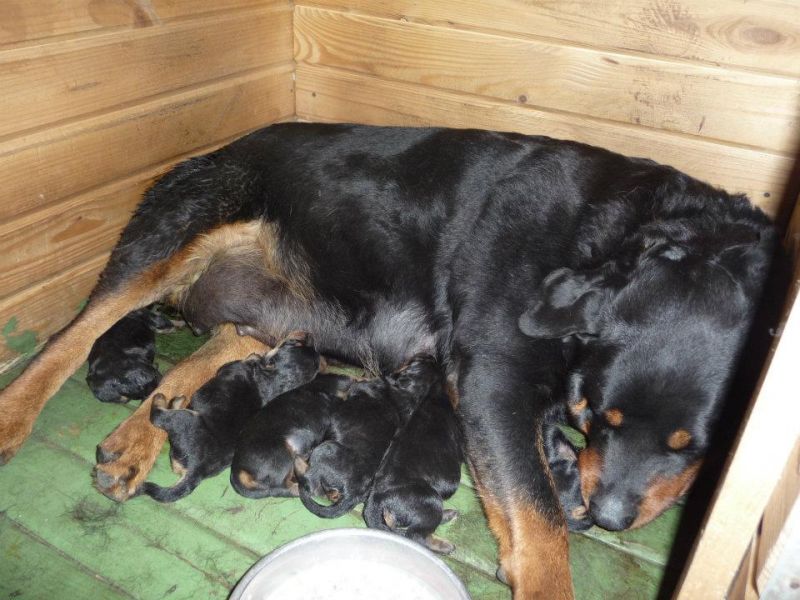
[248,333,322,400]
[544,425,593,532]
[520,216,775,530]
[87,361,161,403]
[384,354,441,398]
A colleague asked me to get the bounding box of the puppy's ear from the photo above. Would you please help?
[519,268,612,339]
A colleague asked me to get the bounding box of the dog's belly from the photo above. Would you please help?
[179,253,435,371]
[235,299,435,373]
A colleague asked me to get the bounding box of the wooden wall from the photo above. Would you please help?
[294,0,800,222]
[0,0,295,365]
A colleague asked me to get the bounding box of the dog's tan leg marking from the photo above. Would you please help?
[471,459,573,599]
[94,323,268,501]
[504,500,572,599]
[0,281,162,464]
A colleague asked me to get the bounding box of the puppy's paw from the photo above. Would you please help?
[425,535,455,555]
[440,508,459,524]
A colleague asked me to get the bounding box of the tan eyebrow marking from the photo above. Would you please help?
[604,408,623,426]
[667,429,692,450]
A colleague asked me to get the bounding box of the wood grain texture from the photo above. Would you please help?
[0,253,108,362]
[296,64,788,217]
[0,0,286,47]
[0,135,238,301]
[0,66,294,223]
[0,6,292,138]
[300,0,800,76]
[295,7,800,152]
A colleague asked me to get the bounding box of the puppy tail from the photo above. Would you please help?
[298,481,359,519]
[141,477,199,503]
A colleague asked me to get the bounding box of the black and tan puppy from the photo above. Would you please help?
[143,335,321,502]
[230,373,353,499]
[296,356,436,519]
[363,356,462,554]
[543,423,592,532]
[86,307,174,404]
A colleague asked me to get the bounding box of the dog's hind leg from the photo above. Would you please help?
[0,215,270,465]
[0,266,176,464]
[94,324,268,501]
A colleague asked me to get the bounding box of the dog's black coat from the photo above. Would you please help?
[95,123,777,543]
[143,337,320,502]
[230,373,353,499]
[86,307,172,404]
[296,359,432,518]
[363,356,463,553]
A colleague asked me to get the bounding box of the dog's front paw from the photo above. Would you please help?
[93,408,166,502]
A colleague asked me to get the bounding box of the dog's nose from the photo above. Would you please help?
[590,495,636,531]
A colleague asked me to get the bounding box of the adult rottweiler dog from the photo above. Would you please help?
[0,123,776,599]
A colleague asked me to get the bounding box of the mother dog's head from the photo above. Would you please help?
[519,201,776,530]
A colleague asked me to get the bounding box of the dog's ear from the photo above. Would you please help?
[519,268,613,339]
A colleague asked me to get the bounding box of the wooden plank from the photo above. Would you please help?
[294,7,800,153]
[674,265,800,598]
[0,253,107,361]
[0,5,292,138]
[0,516,132,600]
[755,437,800,589]
[0,65,294,222]
[299,0,800,77]
[295,65,788,217]
[0,0,286,48]
[0,176,147,301]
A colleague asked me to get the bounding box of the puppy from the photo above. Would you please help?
[543,422,593,532]
[230,373,354,498]
[296,355,436,519]
[142,335,320,502]
[86,307,174,404]
[363,356,463,554]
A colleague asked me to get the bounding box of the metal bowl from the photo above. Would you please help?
[230,528,471,600]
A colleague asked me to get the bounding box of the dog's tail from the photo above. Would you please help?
[141,477,200,503]
[298,481,360,519]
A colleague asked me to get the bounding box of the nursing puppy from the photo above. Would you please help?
[544,423,592,532]
[296,356,435,518]
[143,335,320,502]
[363,356,463,554]
[86,307,174,404]
[230,373,353,498]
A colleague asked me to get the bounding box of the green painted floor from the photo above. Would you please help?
[0,329,681,599]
